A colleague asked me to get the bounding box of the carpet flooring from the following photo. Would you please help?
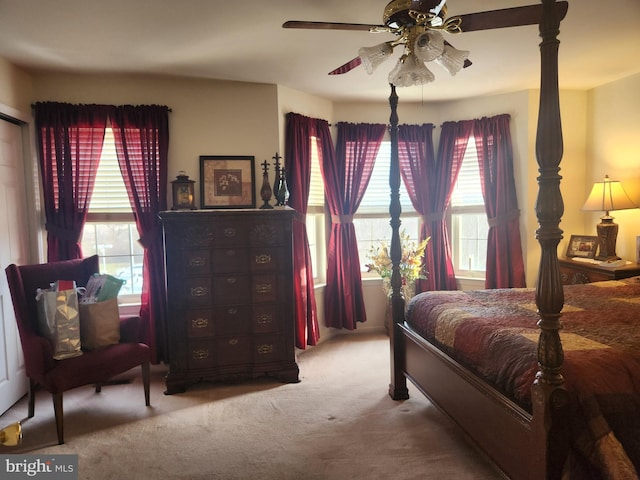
[0,333,501,479]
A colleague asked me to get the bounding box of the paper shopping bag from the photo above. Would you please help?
[36,288,83,360]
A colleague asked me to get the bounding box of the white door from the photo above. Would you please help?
[0,117,30,414]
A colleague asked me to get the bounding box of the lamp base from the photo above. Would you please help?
[594,216,621,261]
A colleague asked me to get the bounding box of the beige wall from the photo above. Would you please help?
[2,57,639,339]
[586,72,640,262]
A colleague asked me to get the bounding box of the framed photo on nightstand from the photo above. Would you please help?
[566,235,598,258]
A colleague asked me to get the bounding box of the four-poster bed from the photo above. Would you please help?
[387,1,640,479]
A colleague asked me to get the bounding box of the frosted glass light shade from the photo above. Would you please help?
[436,44,470,76]
[414,31,445,63]
[388,53,435,87]
[358,42,394,74]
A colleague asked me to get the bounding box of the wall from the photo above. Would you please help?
[32,73,282,209]
[4,59,639,344]
[586,72,640,262]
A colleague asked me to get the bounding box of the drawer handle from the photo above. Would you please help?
[226,249,237,257]
[190,286,208,297]
[257,344,274,355]
[227,307,238,315]
[256,283,272,294]
[193,349,209,360]
[255,254,272,265]
[189,256,206,267]
[192,317,209,329]
[226,277,237,285]
[224,228,237,238]
[229,338,238,346]
[256,313,273,324]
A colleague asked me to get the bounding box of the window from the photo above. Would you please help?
[80,128,143,301]
[449,137,488,278]
[353,140,420,273]
[306,137,326,283]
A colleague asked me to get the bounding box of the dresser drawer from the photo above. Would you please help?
[250,247,285,273]
[253,336,286,364]
[179,277,213,306]
[187,341,217,370]
[215,305,252,335]
[212,275,251,304]
[213,221,248,246]
[252,304,281,334]
[212,247,250,273]
[184,309,216,338]
[251,274,279,303]
[216,336,252,366]
[182,250,211,275]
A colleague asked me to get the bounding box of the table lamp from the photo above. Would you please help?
[582,175,638,260]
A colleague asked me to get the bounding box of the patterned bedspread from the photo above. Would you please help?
[406,279,640,479]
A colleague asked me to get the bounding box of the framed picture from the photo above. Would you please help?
[566,235,598,258]
[199,155,256,209]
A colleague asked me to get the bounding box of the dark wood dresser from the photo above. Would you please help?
[159,208,299,394]
[559,257,640,285]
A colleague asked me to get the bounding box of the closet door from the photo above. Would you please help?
[0,116,30,414]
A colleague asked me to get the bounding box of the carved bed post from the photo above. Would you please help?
[531,0,570,477]
[388,84,409,400]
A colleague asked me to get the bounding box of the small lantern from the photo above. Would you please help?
[171,171,196,210]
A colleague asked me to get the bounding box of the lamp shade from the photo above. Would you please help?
[358,42,394,74]
[581,175,637,213]
[388,53,435,87]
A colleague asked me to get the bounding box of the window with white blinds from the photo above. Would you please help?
[306,137,326,283]
[88,128,132,214]
[81,127,142,300]
[449,136,488,278]
[450,137,483,207]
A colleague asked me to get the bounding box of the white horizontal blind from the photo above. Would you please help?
[307,136,324,208]
[359,141,413,213]
[88,128,132,214]
[450,137,483,207]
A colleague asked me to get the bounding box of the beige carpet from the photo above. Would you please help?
[1,333,501,479]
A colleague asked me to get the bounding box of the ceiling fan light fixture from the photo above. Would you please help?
[388,53,435,87]
[436,44,470,76]
[358,42,394,74]
[414,31,445,63]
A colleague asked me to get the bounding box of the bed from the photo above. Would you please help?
[387,1,639,479]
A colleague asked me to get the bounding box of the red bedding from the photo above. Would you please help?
[405,279,640,478]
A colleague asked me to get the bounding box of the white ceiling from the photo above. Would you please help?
[1,0,639,103]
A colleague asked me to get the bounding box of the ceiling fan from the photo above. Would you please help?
[283,0,569,87]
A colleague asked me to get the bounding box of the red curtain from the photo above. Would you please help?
[111,105,169,363]
[34,102,110,261]
[474,114,526,288]
[323,122,386,329]
[425,120,474,291]
[285,113,321,348]
[397,124,436,293]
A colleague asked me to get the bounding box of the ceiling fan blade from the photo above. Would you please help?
[328,57,363,75]
[456,1,568,32]
[283,20,391,33]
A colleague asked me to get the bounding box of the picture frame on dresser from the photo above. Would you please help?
[566,234,598,258]
[200,155,256,209]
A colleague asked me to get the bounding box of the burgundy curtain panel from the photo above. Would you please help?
[427,120,475,291]
[34,102,110,261]
[397,123,436,293]
[474,114,526,288]
[285,113,320,348]
[111,105,170,363]
[323,122,386,330]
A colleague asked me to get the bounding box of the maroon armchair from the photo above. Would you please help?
[5,255,150,444]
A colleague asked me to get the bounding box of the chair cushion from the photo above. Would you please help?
[79,298,121,350]
[43,342,150,393]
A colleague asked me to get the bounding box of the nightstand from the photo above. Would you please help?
[558,258,640,285]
